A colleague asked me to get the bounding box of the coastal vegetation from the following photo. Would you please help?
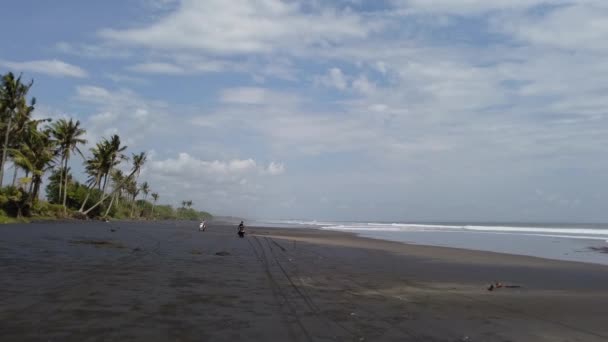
[0,71,211,222]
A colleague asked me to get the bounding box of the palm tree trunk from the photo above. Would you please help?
[130,195,136,218]
[151,202,156,219]
[103,193,116,218]
[101,170,110,194]
[0,114,13,187]
[27,176,34,196]
[79,173,100,212]
[83,168,138,215]
[31,176,42,204]
[79,192,91,212]
[141,194,148,217]
[62,154,69,214]
[12,164,18,187]
[57,155,65,204]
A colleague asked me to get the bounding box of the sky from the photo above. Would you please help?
[1,0,608,222]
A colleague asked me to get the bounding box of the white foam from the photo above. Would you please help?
[283,220,335,226]
[316,222,608,240]
[461,225,608,236]
[321,225,402,232]
[265,219,608,242]
[525,234,608,241]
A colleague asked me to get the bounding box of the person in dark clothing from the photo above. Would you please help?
[237,221,245,238]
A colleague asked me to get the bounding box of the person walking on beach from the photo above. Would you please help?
[199,219,207,232]
[237,221,245,238]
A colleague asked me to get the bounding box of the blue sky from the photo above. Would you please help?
[2,0,608,222]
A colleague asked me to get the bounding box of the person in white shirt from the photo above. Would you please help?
[199,220,207,231]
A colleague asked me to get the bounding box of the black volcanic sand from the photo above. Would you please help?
[1,221,608,341]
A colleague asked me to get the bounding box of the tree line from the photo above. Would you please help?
[0,71,211,222]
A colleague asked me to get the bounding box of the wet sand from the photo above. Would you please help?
[1,220,608,341]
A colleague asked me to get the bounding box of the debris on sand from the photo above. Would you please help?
[70,240,125,249]
[191,250,202,255]
[215,251,230,256]
[487,282,522,291]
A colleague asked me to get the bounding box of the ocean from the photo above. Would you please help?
[249,220,608,266]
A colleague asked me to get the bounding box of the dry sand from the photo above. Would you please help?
[1,220,608,341]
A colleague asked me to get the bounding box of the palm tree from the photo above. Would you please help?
[83,152,146,216]
[140,181,150,217]
[129,152,146,218]
[103,169,124,218]
[10,126,56,204]
[78,136,127,213]
[78,143,106,212]
[131,152,146,178]
[50,118,86,214]
[101,135,127,194]
[127,179,139,218]
[151,192,159,218]
[141,181,150,200]
[9,105,41,186]
[10,117,41,186]
[0,72,35,186]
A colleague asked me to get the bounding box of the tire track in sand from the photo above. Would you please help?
[247,236,313,342]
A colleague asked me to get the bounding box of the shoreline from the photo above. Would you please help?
[248,221,608,267]
[250,225,608,270]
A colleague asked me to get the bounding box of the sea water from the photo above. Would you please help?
[250,220,608,266]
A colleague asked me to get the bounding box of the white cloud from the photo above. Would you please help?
[352,75,376,94]
[266,162,285,175]
[73,85,173,151]
[315,67,349,90]
[89,111,119,126]
[144,0,179,11]
[220,87,268,105]
[128,62,185,74]
[105,73,148,85]
[316,68,376,94]
[393,0,566,14]
[227,159,257,172]
[0,59,87,78]
[369,104,388,112]
[326,68,348,90]
[55,41,133,59]
[76,85,113,102]
[496,3,608,52]
[220,87,300,106]
[99,0,380,55]
[123,55,239,75]
[31,105,71,122]
[375,61,388,74]
[143,152,285,213]
[150,153,257,176]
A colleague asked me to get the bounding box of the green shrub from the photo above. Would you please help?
[0,186,30,217]
[31,201,65,218]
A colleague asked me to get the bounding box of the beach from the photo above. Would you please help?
[1,221,608,341]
